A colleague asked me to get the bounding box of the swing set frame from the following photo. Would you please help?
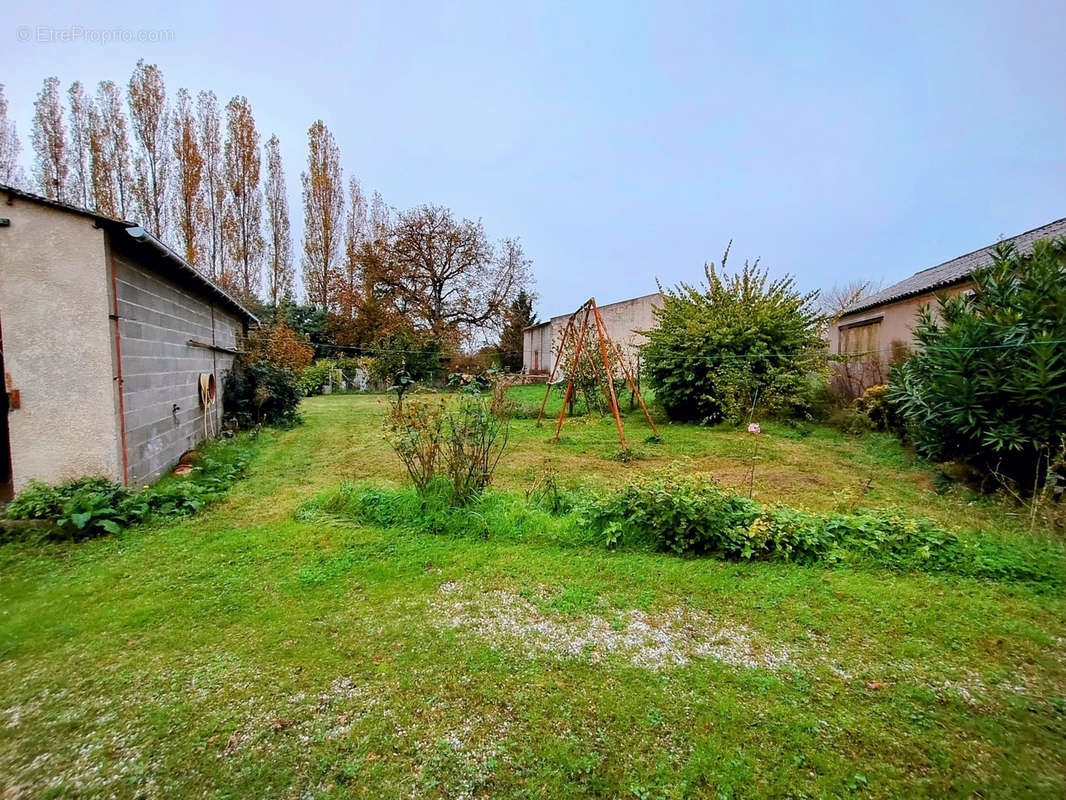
[534,298,659,451]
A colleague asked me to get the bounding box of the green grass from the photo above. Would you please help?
[1,394,1064,798]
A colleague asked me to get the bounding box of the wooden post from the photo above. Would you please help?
[536,310,579,427]
[553,303,593,442]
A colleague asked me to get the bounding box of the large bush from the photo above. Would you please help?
[383,394,508,505]
[244,322,315,372]
[644,247,825,423]
[223,359,302,429]
[888,238,1066,489]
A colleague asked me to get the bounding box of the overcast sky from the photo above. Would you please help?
[6,0,1065,319]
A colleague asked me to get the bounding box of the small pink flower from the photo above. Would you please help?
[747,422,761,435]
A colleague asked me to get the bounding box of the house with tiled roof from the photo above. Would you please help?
[829,216,1066,394]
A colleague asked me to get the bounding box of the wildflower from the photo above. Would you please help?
[747,422,761,435]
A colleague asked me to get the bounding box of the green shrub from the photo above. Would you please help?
[383,394,509,505]
[643,246,825,423]
[224,359,302,429]
[888,238,1066,490]
[368,329,444,404]
[579,467,1064,586]
[296,483,583,546]
[4,437,254,539]
[299,359,336,396]
[855,384,902,432]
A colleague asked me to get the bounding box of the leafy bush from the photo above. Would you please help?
[644,245,825,423]
[5,437,254,539]
[224,359,302,429]
[855,384,903,433]
[888,238,1066,490]
[299,359,336,396]
[383,394,509,505]
[579,467,1064,586]
[244,322,315,372]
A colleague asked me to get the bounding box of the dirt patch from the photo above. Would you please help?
[435,584,790,672]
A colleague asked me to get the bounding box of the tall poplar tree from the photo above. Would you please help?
[128,59,169,236]
[31,77,69,201]
[170,88,204,267]
[301,120,344,310]
[339,176,367,318]
[197,90,226,281]
[0,85,26,187]
[263,134,293,308]
[67,81,93,208]
[223,96,263,299]
[90,81,133,219]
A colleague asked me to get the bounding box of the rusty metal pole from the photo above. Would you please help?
[613,345,659,437]
[591,301,628,451]
[536,312,578,427]
[553,303,593,442]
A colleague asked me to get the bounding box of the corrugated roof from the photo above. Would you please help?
[842,216,1066,317]
[2,183,258,323]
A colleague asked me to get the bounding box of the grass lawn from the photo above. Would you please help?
[1,393,1064,798]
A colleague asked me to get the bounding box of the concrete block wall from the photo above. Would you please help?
[113,253,241,485]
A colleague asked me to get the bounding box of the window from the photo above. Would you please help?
[839,317,882,356]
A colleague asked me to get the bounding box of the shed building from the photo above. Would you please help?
[829,216,1066,394]
[0,185,257,498]
[522,292,662,377]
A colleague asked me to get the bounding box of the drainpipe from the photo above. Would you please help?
[108,244,130,485]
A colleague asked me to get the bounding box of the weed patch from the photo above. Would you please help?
[4,434,257,540]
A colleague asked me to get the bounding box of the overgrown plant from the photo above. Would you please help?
[4,436,255,539]
[553,327,625,416]
[643,243,826,423]
[223,358,302,428]
[888,238,1066,493]
[383,396,446,493]
[442,395,510,504]
[383,395,509,505]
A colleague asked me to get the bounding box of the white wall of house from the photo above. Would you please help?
[0,197,123,489]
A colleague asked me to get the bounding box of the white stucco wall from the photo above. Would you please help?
[0,197,122,489]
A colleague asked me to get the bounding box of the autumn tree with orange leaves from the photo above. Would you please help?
[88,81,133,219]
[170,88,204,266]
[67,82,93,209]
[246,322,314,372]
[197,90,227,281]
[223,96,263,299]
[31,77,69,202]
[301,120,344,310]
